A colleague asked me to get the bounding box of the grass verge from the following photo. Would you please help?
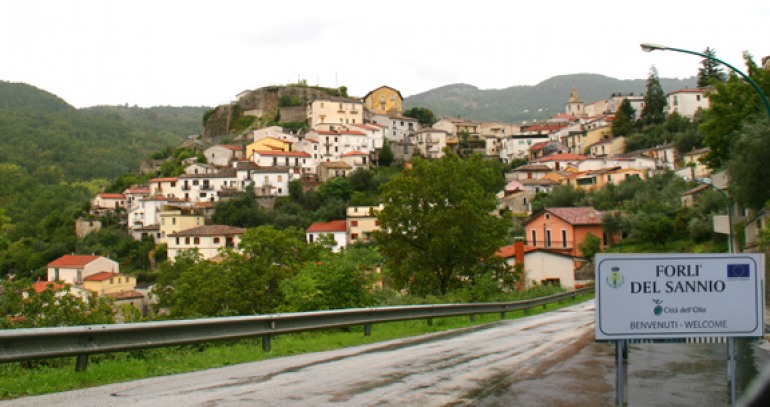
[0,292,594,400]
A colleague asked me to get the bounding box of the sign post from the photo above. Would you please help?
[596,253,765,406]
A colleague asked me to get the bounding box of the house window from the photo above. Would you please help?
[561,230,568,248]
[546,230,552,247]
[351,220,358,227]
[351,233,359,240]
[545,213,551,220]
[185,237,190,244]
[54,268,59,281]
[375,220,380,226]
[176,237,180,245]
[213,237,220,244]
[172,218,176,225]
[193,237,200,244]
[193,180,199,186]
[278,175,283,182]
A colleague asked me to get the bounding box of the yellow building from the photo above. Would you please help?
[246,137,293,159]
[159,205,206,244]
[83,271,136,296]
[363,86,403,116]
[347,205,384,244]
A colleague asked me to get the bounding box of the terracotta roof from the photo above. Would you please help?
[254,150,311,157]
[496,244,538,258]
[33,281,67,293]
[314,130,338,135]
[219,144,243,151]
[97,193,125,199]
[83,271,121,282]
[305,138,319,143]
[530,141,548,151]
[320,161,352,169]
[520,178,558,186]
[124,187,150,194]
[168,225,245,237]
[307,220,347,233]
[545,207,604,226]
[149,177,178,183]
[48,254,102,268]
[341,151,368,157]
[351,124,379,131]
[339,130,366,136]
[683,147,710,156]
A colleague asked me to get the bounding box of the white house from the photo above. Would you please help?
[204,145,244,167]
[413,128,449,159]
[666,88,710,118]
[234,161,291,197]
[306,220,348,252]
[250,150,314,180]
[148,177,181,199]
[178,171,239,203]
[47,254,120,285]
[369,114,420,143]
[496,242,576,289]
[167,225,246,262]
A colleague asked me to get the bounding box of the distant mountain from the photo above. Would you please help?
[0,81,208,181]
[404,74,698,124]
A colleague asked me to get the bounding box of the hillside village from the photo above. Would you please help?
[52,79,743,316]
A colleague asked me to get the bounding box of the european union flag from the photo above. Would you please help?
[727,264,750,278]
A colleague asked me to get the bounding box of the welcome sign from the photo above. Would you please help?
[595,253,764,340]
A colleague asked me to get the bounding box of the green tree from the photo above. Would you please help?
[374,154,508,296]
[378,139,394,167]
[0,279,114,328]
[697,47,727,88]
[577,233,601,259]
[280,245,379,311]
[640,66,667,127]
[726,117,770,209]
[403,107,436,126]
[701,53,770,168]
[611,98,637,137]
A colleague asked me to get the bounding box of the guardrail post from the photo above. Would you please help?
[75,354,89,372]
[262,336,272,352]
[364,323,372,336]
[523,307,529,315]
[427,318,433,326]
[500,312,506,319]
[469,314,476,322]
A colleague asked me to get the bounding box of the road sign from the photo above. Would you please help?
[595,253,764,340]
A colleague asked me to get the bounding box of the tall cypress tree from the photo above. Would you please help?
[641,66,667,127]
[612,98,637,136]
[697,47,726,88]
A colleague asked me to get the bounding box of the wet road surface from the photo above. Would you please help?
[2,300,766,406]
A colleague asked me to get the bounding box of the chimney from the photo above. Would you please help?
[514,238,525,266]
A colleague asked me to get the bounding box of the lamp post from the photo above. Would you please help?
[640,42,770,119]
[638,43,770,407]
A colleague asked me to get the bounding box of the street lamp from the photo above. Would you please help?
[640,42,770,118]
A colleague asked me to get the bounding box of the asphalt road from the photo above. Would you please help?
[2,301,599,406]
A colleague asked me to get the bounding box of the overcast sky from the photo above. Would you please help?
[2,0,768,108]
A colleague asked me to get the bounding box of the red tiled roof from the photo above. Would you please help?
[341,151,368,157]
[149,177,178,183]
[530,141,548,151]
[254,150,311,157]
[98,193,125,199]
[351,124,378,131]
[83,271,120,282]
[33,281,67,293]
[546,206,604,226]
[314,130,338,135]
[496,244,517,258]
[339,130,366,136]
[48,254,101,268]
[305,138,319,143]
[307,220,347,233]
[220,144,243,151]
[513,164,552,172]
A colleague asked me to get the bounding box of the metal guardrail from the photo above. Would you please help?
[0,287,592,370]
